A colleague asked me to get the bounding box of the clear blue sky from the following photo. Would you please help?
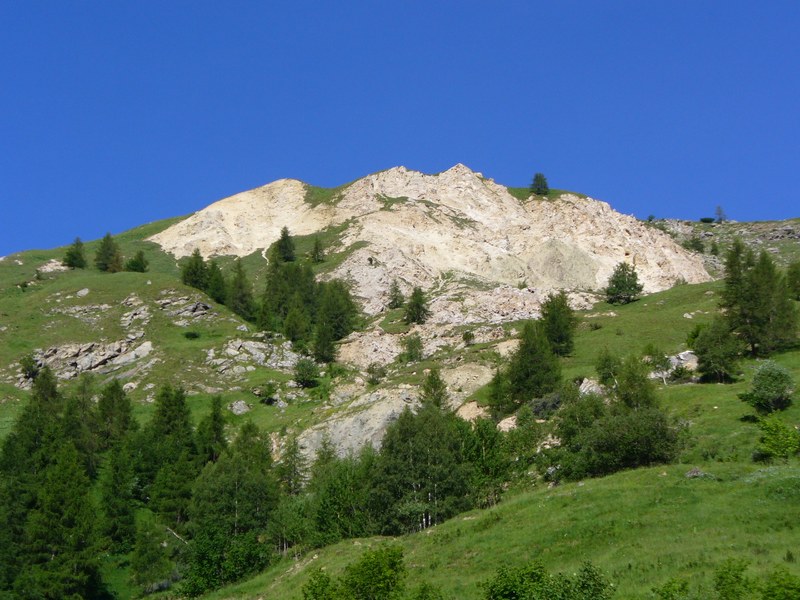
[2,1,799,256]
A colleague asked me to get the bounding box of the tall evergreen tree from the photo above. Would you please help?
[130,515,175,595]
[530,172,549,196]
[420,368,448,408]
[540,291,577,356]
[227,259,255,321]
[693,317,743,382]
[97,379,135,450]
[205,259,227,304]
[788,260,800,301]
[506,321,561,407]
[196,396,227,464]
[99,441,137,552]
[276,436,307,496]
[276,226,296,262]
[313,320,337,363]
[387,279,404,309]
[181,249,208,290]
[318,280,358,340]
[14,443,105,599]
[62,237,87,269]
[94,232,123,273]
[311,237,325,263]
[403,286,431,325]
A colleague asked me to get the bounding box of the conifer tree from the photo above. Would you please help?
[403,286,431,324]
[313,320,337,363]
[311,236,325,263]
[227,258,255,321]
[14,443,104,599]
[196,396,227,464]
[94,232,123,273]
[420,368,448,408]
[124,249,149,272]
[276,436,307,496]
[693,317,743,382]
[130,515,175,594]
[97,379,135,450]
[62,237,87,269]
[605,262,643,305]
[506,321,561,405]
[205,259,227,304]
[181,249,208,290]
[540,291,577,356]
[283,296,311,343]
[530,172,549,196]
[388,279,404,309]
[277,226,296,262]
[318,280,358,340]
[788,260,800,301]
[99,441,137,552]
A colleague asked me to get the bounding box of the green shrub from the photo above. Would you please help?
[399,334,423,363]
[739,360,795,413]
[294,358,320,389]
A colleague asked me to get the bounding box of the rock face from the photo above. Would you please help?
[149,164,711,322]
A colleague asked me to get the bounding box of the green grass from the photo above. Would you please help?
[506,187,589,202]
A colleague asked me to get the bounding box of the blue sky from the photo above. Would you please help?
[2,1,799,256]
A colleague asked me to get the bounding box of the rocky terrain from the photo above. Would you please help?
[150,164,711,321]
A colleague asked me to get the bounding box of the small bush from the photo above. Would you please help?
[462,330,475,346]
[19,352,40,379]
[183,331,200,340]
[399,334,423,363]
[699,217,715,223]
[366,362,387,385]
[294,358,320,389]
[739,360,795,413]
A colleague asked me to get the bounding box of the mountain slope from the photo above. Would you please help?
[149,165,711,319]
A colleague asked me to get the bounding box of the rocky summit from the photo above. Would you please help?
[149,164,711,321]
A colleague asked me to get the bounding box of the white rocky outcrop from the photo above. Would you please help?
[149,164,711,322]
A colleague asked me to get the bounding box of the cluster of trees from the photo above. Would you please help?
[488,291,576,416]
[545,352,678,480]
[63,234,149,273]
[180,228,358,362]
[0,366,546,596]
[691,241,799,383]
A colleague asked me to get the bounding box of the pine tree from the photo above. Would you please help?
[99,441,137,552]
[540,291,577,356]
[94,232,123,273]
[62,237,87,269]
[731,250,798,355]
[124,249,149,272]
[387,279,404,309]
[283,295,311,344]
[313,320,337,363]
[693,317,743,382]
[311,237,325,263]
[277,226,296,262]
[420,368,448,408]
[97,379,135,450]
[788,260,800,301]
[130,515,175,594]
[530,172,549,196]
[14,443,104,599]
[605,262,644,305]
[403,286,431,324]
[318,280,358,340]
[181,249,208,290]
[506,321,561,406]
[276,436,307,496]
[203,260,227,304]
[196,396,227,464]
[226,259,255,321]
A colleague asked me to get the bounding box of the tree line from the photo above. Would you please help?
[63,234,149,273]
